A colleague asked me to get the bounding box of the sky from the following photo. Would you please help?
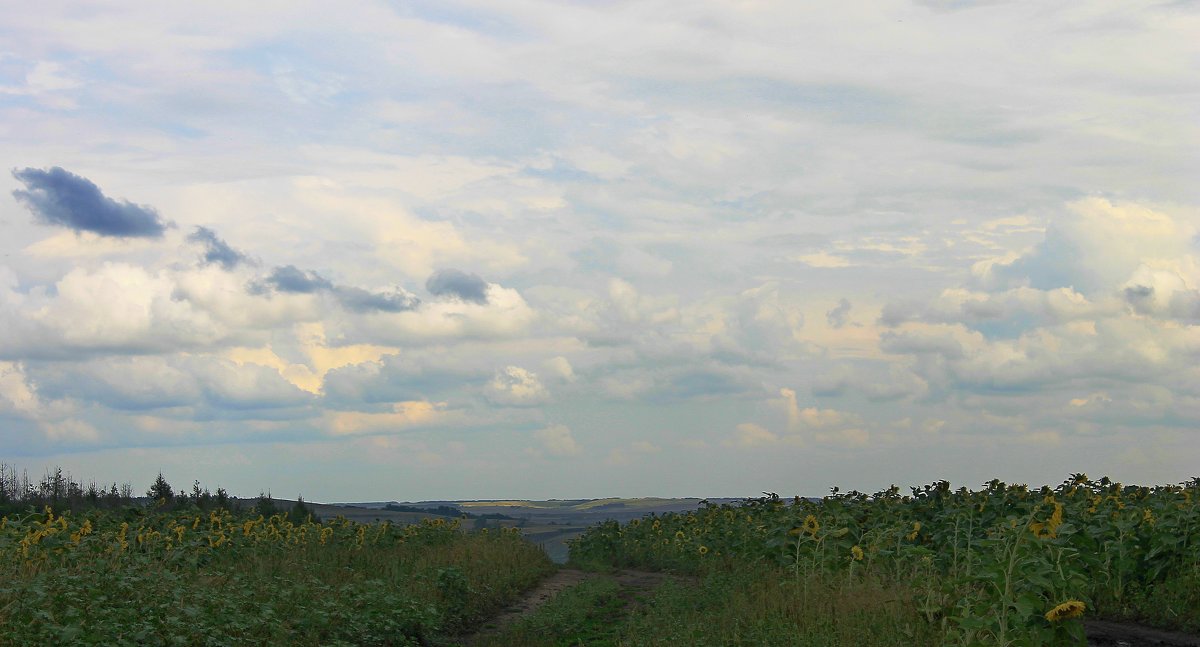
[1,1,1198,502]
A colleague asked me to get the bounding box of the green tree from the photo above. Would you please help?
[254,491,277,517]
[289,495,315,524]
[146,472,174,504]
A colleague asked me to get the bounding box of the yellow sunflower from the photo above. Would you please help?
[1044,600,1086,622]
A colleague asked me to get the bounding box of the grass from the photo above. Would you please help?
[475,561,940,647]
[618,564,941,647]
[472,576,627,647]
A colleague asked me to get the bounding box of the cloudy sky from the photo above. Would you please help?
[1,1,1198,501]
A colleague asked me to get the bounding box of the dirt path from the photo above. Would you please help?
[460,568,689,645]
[467,568,597,641]
[1087,619,1200,647]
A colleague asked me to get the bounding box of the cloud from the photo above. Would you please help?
[0,263,233,357]
[975,199,1194,296]
[796,406,856,429]
[826,298,852,328]
[188,226,252,269]
[533,423,580,456]
[542,356,576,382]
[253,266,420,313]
[329,283,534,344]
[873,200,1200,405]
[11,167,169,238]
[0,361,40,416]
[880,286,1114,336]
[2,3,1198,495]
[731,422,778,447]
[1119,260,1200,322]
[320,353,478,405]
[42,419,100,442]
[30,355,313,412]
[770,388,870,445]
[426,268,489,304]
[795,252,852,268]
[325,400,451,436]
[332,285,421,313]
[711,282,806,362]
[259,265,333,294]
[486,365,548,406]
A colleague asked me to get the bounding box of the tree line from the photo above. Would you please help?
[0,463,314,522]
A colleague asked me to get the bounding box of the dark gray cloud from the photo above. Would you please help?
[826,298,852,328]
[426,268,489,304]
[333,286,420,313]
[11,166,169,238]
[252,265,420,312]
[261,265,333,293]
[188,226,252,269]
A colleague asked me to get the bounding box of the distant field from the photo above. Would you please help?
[317,496,746,564]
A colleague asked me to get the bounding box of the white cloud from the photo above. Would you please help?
[486,366,549,406]
[541,356,576,382]
[976,199,1196,296]
[29,354,313,413]
[2,2,1198,497]
[333,284,536,345]
[0,263,227,355]
[325,401,452,436]
[878,200,1200,408]
[795,252,853,268]
[42,418,100,442]
[533,424,581,456]
[730,422,778,447]
[0,361,40,415]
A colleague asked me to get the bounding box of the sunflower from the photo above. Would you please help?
[802,514,820,536]
[850,545,864,561]
[1032,502,1064,539]
[698,545,709,555]
[906,521,921,541]
[1044,600,1086,622]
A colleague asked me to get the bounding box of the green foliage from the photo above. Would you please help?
[476,577,627,647]
[254,491,277,518]
[0,507,555,645]
[0,463,136,515]
[288,496,315,525]
[146,472,174,504]
[479,565,938,647]
[570,474,1200,646]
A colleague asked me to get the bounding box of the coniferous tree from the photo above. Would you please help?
[147,472,174,504]
[289,495,314,524]
[255,491,276,517]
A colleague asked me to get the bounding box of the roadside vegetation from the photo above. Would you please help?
[0,467,554,646]
[563,474,1199,646]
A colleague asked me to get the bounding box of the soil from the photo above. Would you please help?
[1087,619,1200,647]
[467,568,597,640]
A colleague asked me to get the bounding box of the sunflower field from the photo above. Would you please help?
[569,474,1200,646]
[0,506,554,645]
